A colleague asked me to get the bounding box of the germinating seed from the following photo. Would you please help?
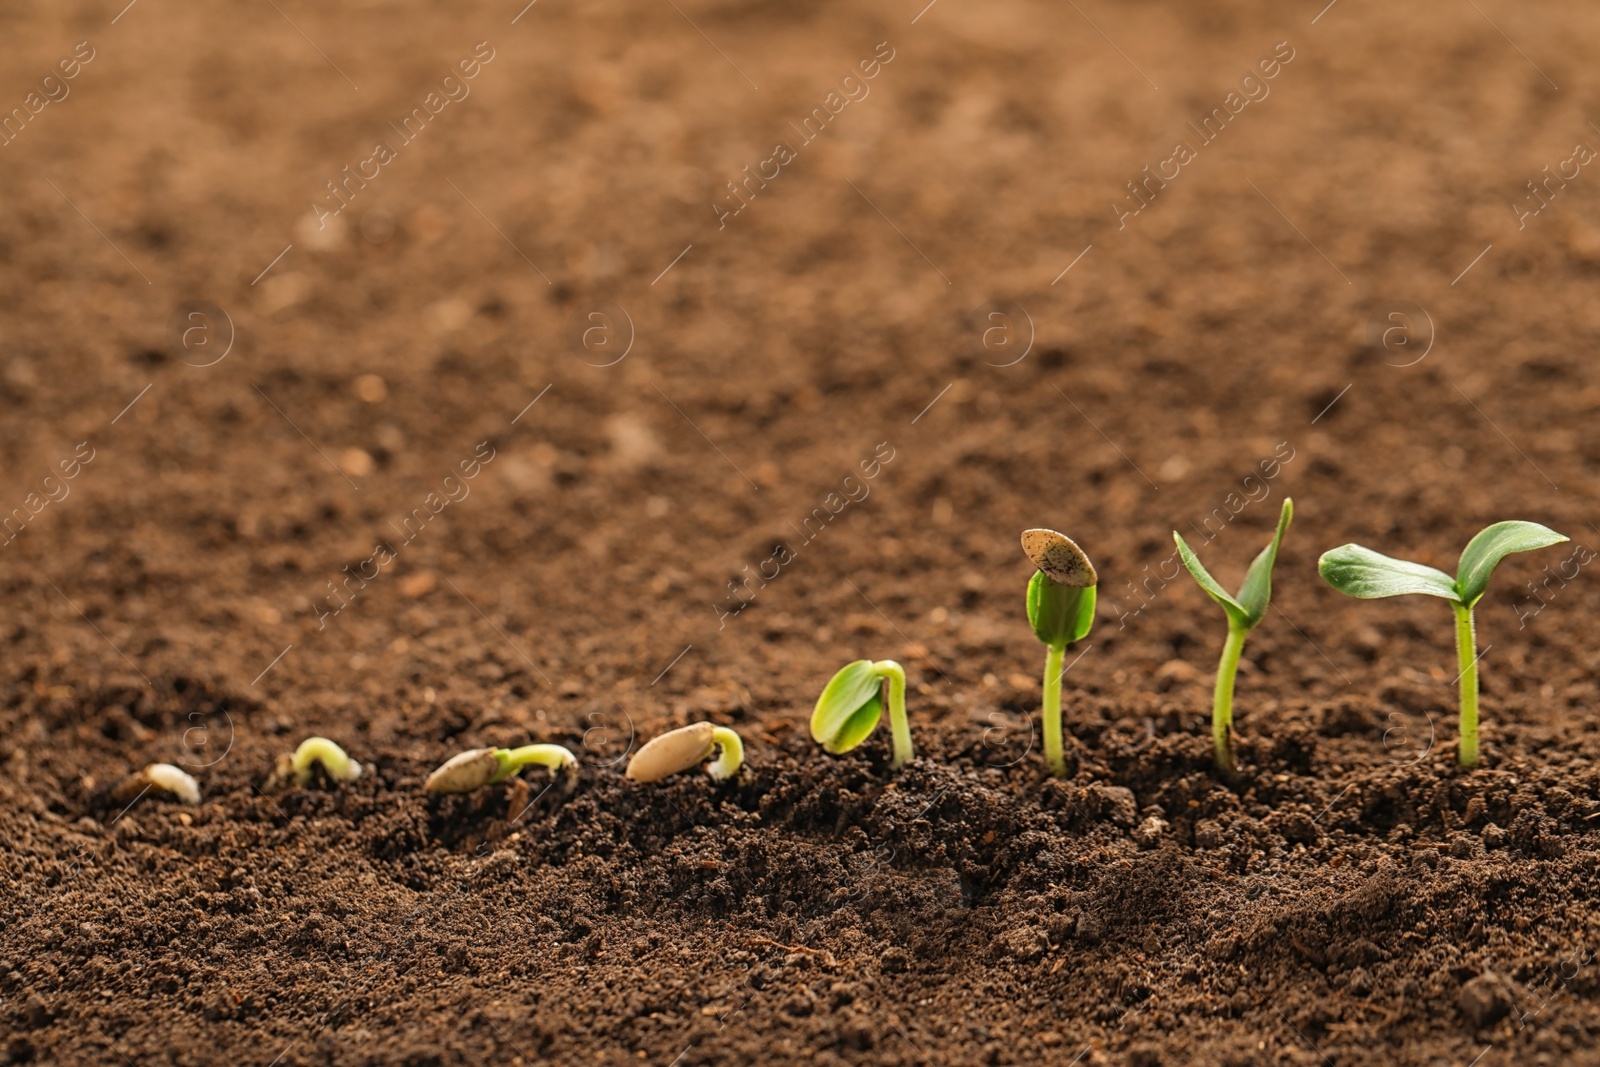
[424,748,502,794]
[425,743,580,794]
[266,736,363,791]
[141,763,200,805]
[627,723,716,782]
[627,722,745,783]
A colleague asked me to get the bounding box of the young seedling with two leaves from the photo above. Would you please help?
[1172,499,1293,776]
[812,659,914,770]
[1318,520,1567,768]
[1021,529,1097,777]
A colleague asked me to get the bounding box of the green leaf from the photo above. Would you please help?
[822,693,883,754]
[1173,531,1249,631]
[812,660,883,746]
[1027,571,1096,647]
[1317,544,1459,602]
[1235,498,1294,626]
[1455,520,1568,607]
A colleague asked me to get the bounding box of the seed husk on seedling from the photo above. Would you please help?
[812,659,913,769]
[625,722,745,783]
[265,736,363,791]
[1021,529,1097,777]
[113,763,201,806]
[424,743,579,794]
[1173,498,1293,776]
[1318,520,1568,768]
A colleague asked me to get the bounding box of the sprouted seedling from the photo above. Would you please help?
[1318,520,1568,768]
[1173,498,1293,776]
[114,763,200,806]
[625,722,745,783]
[424,743,579,794]
[266,736,363,791]
[1021,529,1097,777]
[812,659,913,769]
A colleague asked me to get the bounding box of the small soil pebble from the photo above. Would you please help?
[1126,1044,1163,1067]
[1090,784,1139,827]
[1001,925,1049,962]
[1460,972,1515,1028]
[1134,815,1168,849]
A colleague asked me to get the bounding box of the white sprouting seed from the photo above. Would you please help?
[142,763,201,805]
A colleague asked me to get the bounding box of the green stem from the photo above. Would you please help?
[707,726,745,781]
[873,660,913,769]
[1455,603,1480,768]
[1043,642,1065,777]
[493,743,578,785]
[1213,626,1247,776]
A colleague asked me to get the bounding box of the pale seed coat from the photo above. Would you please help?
[425,748,501,794]
[626,722,716,783]
[1021,528,1098,587]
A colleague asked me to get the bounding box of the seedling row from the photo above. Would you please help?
[115,505,1568,809]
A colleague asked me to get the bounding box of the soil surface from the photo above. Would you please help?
[4,0,1600,1064]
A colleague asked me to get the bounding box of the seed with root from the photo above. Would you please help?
[425,743,579,795]
[1021,528,1098,587]
[115,763,201,806]
[266,737,363,791]
[626,723,745,783]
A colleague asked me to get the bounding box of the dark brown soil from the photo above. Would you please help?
[5,0,1600,1063]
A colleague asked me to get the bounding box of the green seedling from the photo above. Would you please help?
[812,659,913,769]
[424,743,578,794]
[1319,520,1568,768]
[113,763,201,806]
[1173,498,1294,776]
[1021,529,1097,777]
[266,736,363,791]
[626,722,745,783]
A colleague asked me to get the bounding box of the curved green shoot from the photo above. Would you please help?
[812,659,912,769]
[1318,519,1567,767]
[425,743,578,794]
[707,727,744,781]
[1173,498,1293,775]
[626,722,746,783]
[1022,529,1098,777]
[272,736,362,790]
